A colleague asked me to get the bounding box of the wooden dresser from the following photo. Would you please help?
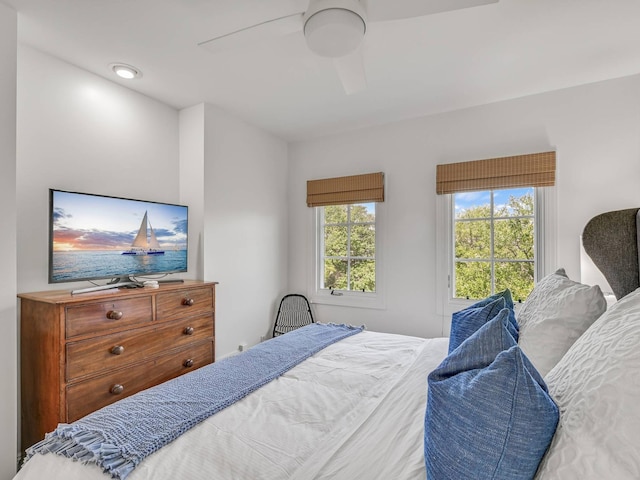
[18,280,217,453]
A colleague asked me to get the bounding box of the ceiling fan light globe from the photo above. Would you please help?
[304,8,365,58]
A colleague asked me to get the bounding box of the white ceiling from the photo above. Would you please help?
[6,0,640,142]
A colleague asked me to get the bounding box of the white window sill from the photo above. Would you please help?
[309,291,386,310]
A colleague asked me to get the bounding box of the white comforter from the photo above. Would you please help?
[16,331,448,480]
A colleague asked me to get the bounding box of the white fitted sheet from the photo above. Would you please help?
[15,331,449,480]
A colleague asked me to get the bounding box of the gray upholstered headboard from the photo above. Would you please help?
[582,208,640,300]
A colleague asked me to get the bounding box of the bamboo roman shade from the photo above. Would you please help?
[307,172,384,207]
[436,151,556,195]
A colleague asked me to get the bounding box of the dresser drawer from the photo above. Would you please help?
[156,287,213,321]
[66,341,214,422]
[66,315,214,381]
[66,297,153,338]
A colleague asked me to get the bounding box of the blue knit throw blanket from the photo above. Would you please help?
[25,323,363,479]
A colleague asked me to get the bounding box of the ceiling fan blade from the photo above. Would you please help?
[333,48,367,95]
[198,12,304,54]
[364,0,498,22]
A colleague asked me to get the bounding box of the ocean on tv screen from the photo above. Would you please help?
[51,249,187,282]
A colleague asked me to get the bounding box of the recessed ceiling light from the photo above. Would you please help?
[109,63,142,80]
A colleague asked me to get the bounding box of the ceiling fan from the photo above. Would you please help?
[198,0,498,95]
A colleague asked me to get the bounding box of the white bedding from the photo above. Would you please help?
[16,331,449,480]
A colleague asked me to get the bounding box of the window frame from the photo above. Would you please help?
[308,202,385,309]
[436,186,556,334]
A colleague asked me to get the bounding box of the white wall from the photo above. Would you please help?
[0,3,17,477]
[288,74,640,339]
[179,104,206,280]
[202,104,289,358]
[16,46,180,293]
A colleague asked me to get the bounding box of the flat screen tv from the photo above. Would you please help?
[49,189,188,293]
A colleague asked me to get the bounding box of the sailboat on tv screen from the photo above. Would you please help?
[122,211,165,256]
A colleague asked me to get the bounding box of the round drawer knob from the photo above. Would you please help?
[182,298,195,306]
[110,384,124,395]
[110,345,125,355]
[106,310,123,320]
[183,359,194,368]
[183,326,194,335]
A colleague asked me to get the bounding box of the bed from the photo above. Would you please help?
[14,208,640,480]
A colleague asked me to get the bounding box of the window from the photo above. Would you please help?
[435,152,557,327]
[437,186,555,318]
[453,187,535,301]
[310,202,384,308]
[320,203,376,293]
[306,172,385,308]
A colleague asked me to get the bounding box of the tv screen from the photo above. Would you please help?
[49,189,188,285]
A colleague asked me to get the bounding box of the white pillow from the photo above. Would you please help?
[516,268,606,377]
[536,287,640,479]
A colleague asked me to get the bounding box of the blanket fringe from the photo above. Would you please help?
[26,429,137,478]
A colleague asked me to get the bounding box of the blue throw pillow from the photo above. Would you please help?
[448,297,505,353]
[476,289,519,338]
[448,290,519,353]
[425,311,559,480]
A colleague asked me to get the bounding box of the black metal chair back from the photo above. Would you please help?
[272,294,314,337]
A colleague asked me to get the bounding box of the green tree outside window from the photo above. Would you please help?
[454,188,535,301]
[322,203,376,292]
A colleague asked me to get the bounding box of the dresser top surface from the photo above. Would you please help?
[18,280,218,305]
